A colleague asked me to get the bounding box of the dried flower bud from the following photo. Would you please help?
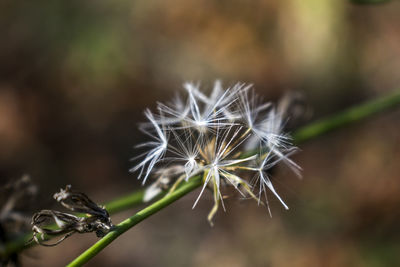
[53,185,110,220]
[30,185,113,247]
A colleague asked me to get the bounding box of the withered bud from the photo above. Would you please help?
[30,185,113,247]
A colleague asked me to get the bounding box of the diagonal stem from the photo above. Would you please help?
[66,176,202,267]
[292,90,400,143]
[1,90,399,263]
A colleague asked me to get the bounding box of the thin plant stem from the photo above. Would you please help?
[104,190,145,214]
[66,176,202,267]
[1,90,399,262]
[292,90,400,143]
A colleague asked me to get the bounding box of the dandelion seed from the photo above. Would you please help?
[183,82,237,132]
[166,129,201,181]
[155,93,191,126]
[238,88,302,176]
[130,109,168,184]
[253,150,289,211]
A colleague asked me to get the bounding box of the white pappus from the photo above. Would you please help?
[130,81,301,224]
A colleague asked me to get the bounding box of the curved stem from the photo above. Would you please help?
[66,176,202,267]
[1,90,400,261]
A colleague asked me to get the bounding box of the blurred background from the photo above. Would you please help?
[1,0,400,266]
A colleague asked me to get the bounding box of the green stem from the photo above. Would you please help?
[292,90,400,143]
[66,176,202,267]
[1,90,400,262]
[104,190,145,214]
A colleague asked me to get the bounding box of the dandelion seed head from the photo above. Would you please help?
[131,81,301,224]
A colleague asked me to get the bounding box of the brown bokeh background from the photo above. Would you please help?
[1,0,400,266]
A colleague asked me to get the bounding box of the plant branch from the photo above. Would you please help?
[66,176,202,267]
[292,90,400,143]
[1,90,400,262]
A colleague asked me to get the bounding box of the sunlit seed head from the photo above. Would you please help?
[131,81,301,224]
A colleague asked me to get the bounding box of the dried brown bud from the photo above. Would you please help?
[30,185,113,247]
